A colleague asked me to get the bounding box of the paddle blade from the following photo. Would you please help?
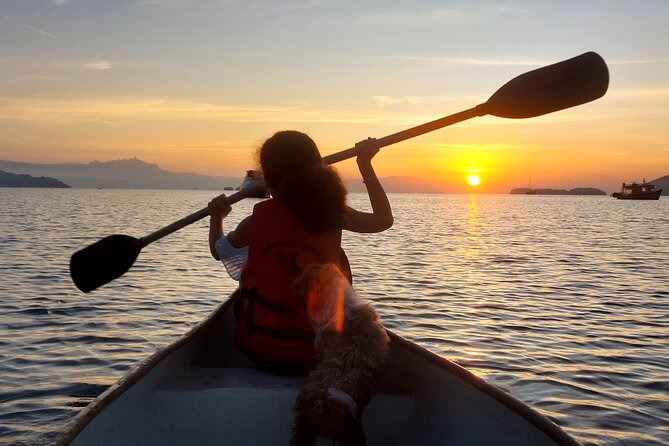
[482,52,609,119]
[70,234,142,293]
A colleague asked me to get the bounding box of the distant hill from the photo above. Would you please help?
[649,175,669,195]
[0,158,242,190]
[0,170,70,188]
[509,187,607,195]
[0,158,455,193]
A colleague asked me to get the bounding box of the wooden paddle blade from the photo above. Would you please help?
[482,52,609,119]
[70,234,142,293]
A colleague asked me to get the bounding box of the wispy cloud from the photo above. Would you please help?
[82,60,114,71]
[377,55,550,67]
[373,95,445,108]
[609,86,669,98]
[0,96,412,127]
[0,97,289,125]
[608,58,666,65]
[0,11,58,39]
[267,0,330,13]
[355,4,512,27]
[133,0,191,12]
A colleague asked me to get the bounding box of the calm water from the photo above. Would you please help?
[1,189,667,445]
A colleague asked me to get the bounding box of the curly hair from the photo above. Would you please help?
[259,131,347,233]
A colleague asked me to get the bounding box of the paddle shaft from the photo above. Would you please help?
[139,184,265,247]
[322,107,482,164]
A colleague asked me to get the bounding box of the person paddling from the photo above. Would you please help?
[208,130,393,371]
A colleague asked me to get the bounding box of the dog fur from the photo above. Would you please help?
[291,263,390,446]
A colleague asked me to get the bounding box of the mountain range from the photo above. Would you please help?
[0,158,241,190]
[0,158,455,193]
[0,158,666,195]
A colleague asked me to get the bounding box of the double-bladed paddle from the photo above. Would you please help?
[71,51,609,292]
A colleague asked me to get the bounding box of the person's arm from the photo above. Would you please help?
[208,194,231,260]
[343,138,394,233]
[208,194,252,280]
[208,194,252,258]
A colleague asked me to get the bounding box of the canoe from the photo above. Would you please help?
[56,291,580,446]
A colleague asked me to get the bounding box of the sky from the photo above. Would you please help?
[1,0,668,193]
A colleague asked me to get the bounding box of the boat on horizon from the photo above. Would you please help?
[612,179,662,200]
[235,170,269,198]
[55,292,580,446]
[525,178,537,194]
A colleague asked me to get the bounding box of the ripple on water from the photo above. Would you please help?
[1,191,668,445]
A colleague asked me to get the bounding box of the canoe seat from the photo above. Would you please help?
[154,366,415,446]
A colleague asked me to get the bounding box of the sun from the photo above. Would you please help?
[467,175,481,187]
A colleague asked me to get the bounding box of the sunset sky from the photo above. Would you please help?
[1,1,668,193]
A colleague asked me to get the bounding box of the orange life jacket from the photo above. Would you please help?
[236,199,342,368]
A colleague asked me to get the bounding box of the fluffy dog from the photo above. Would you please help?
[291,263,390,446]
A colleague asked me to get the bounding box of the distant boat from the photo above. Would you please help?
[612,179,661,200]
[235,170,269,198]
[525,178,537,195]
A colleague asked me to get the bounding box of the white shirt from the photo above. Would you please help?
[214,235,248,281]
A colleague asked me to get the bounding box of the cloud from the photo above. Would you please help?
[377,55,550,67]
[608,58,667,65]
[82,60,114,71]
[608,86,669,98]
[355,4,511,27]
[0,96,412,127]
[373,95,437,108]
[133,0,191,12]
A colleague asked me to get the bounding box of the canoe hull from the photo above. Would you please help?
[56,292,579,446]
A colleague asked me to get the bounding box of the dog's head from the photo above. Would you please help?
[293,262,349,331]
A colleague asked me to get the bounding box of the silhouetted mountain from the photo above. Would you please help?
[509,187,606,195]
[0,158,456,193]
[649,175,669,195]
[0,158,241,190]
[0,170,70,188]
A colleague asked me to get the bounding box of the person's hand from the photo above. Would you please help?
[208,194,232,219]
[355,137,381,166]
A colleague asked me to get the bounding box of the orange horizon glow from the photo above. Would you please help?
[1,4,667,195]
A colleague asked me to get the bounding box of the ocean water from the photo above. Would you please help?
[0,188,667,446]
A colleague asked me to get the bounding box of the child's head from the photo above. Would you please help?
[259,131,321,193]
[258,130,347,233]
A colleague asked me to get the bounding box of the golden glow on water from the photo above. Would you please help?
[3,190,669,446]
[465,194,480,264]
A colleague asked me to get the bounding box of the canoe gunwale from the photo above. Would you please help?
[385,331,580,445]
[55,290,580,446]
[53,294,236,446]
